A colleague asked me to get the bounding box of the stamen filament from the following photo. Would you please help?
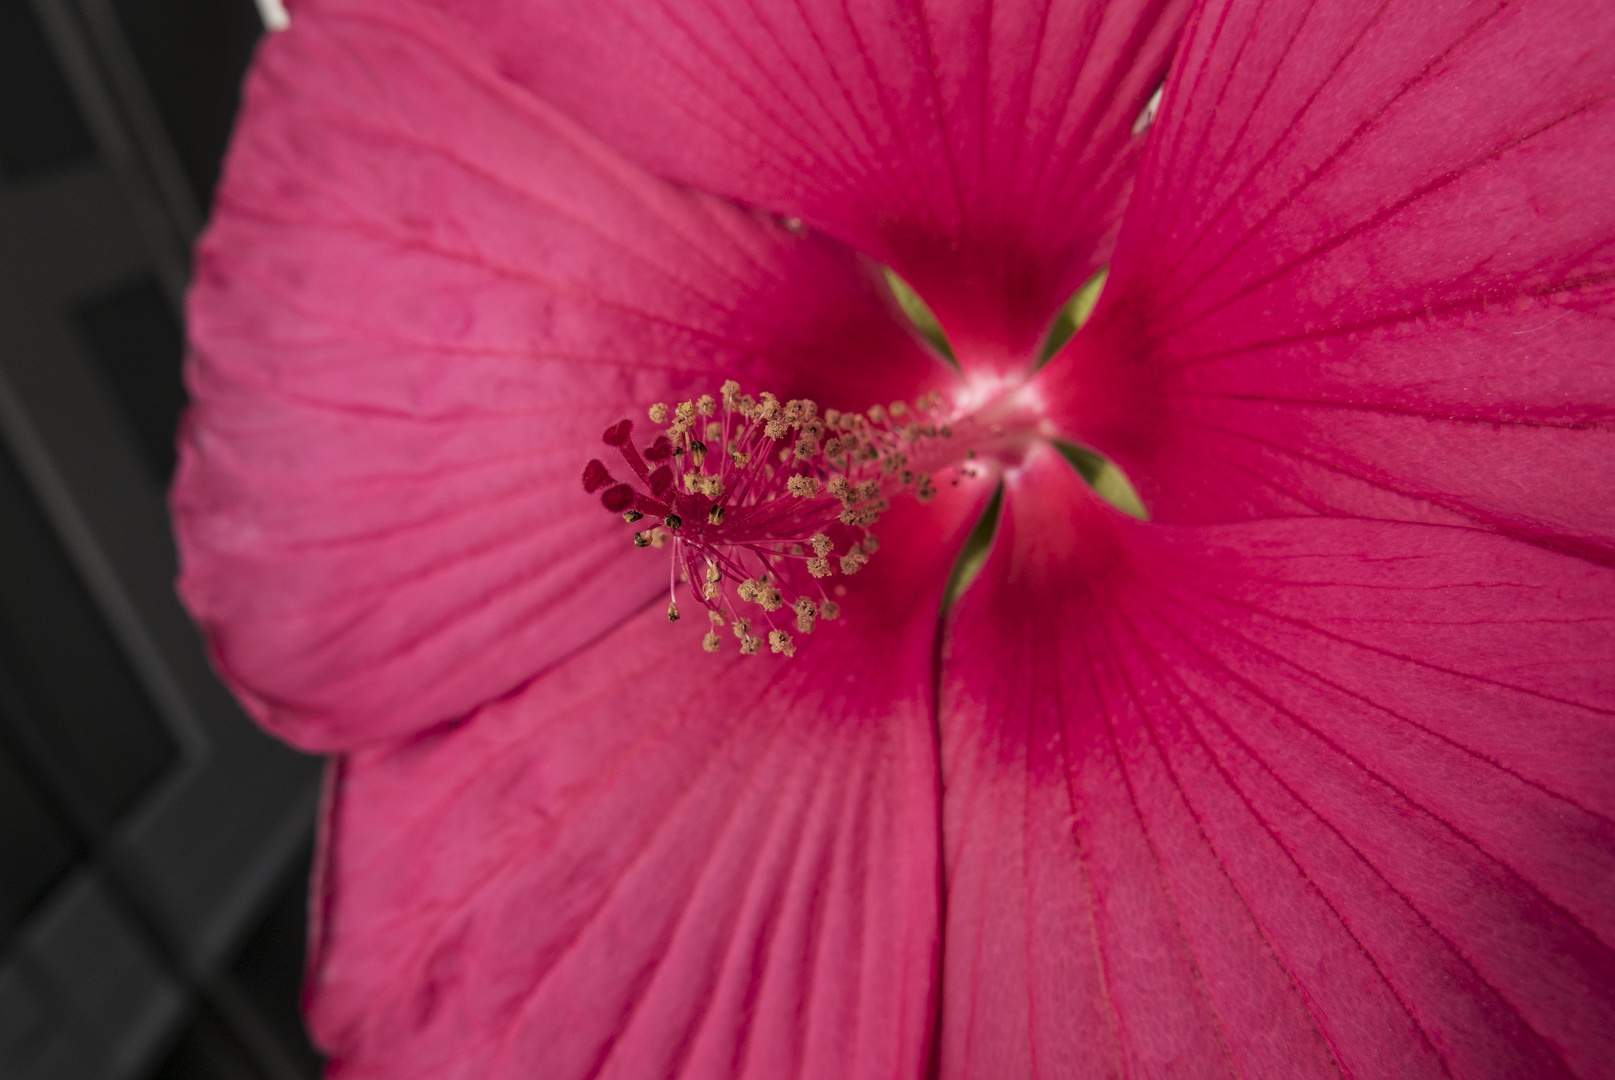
[582,381,1042,656]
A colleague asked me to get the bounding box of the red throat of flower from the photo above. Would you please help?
[582,380,1026,656]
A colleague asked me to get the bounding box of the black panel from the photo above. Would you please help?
[0,443,176,831]
[110,0,262,206]
[72,275,187,481]
[0,0,98,180]
[229,848,324,1078]
[151,1007,267,1080]
[0,738,83,945]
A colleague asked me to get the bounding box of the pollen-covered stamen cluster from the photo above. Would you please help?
[581,381,954,656]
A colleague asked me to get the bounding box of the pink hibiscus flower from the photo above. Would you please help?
[172,0,1615,1074]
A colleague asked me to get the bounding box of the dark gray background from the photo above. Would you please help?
[1,1,325,1076]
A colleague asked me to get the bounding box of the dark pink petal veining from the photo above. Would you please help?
[172,0,1615,1073]
[174,0,948,751]
[396,0,1192,369]
[1038,0,1615,555]
[941,449,1615,1079]
[306,479,993,1080]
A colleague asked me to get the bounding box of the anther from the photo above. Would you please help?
[594,379,991,659]
[794,597,818,633]
[821,601,840,620]
[667,602,680,622]
[702,632,722,652]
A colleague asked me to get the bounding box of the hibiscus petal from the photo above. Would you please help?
[1038,0,1615,559]
[174,0,949,750]
[387,0,1193,367]
[304,479,993,1079]
[940,449,1615,1078]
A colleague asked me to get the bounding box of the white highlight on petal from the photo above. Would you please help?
[1133,82,1165,135]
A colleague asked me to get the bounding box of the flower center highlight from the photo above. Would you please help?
[581,380,1040,656]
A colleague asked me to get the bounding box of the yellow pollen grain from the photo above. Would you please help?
[649,402,669,423]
